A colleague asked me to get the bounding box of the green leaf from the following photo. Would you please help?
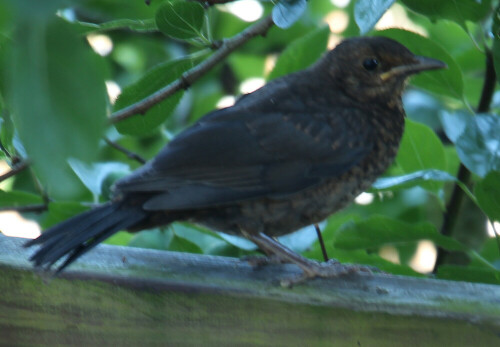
[114,57,196,136]
[8,18,106,199]
[168,234,203,254]
[71,19,158,35]
[475,171,500,221]
[129,228,172,250]
[374,29,464,99]
[304,212,362,261]
[67,0,159,21]
[68,159,129,196]
[0,190,43,207]
[401,0,492,30]
[0,1,14,33]
[457,113,500,177]
[476,238,500,265]
[155,0,205,40]
[272,0,308,29]
[439,109,469,143]
[437,265,500,285]
[8,0,69,17]
[442,112,500,177]
[268,25,330,80]
[189,87,223,122]
[128,226,203,253]
[228,54,265,80]
[104,231,134,246]
[203,242,245,257]
[395,119,446,193]
[171,222,229,254]
[373,169,457,190]
[334,215,466,252]
[403,90,443,129]
[354,0,396,35]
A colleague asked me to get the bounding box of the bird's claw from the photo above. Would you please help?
[243,232,382,287]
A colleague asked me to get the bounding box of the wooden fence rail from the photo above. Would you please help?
[0,234,499,346]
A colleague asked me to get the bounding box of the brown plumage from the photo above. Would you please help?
[25,37,446,282]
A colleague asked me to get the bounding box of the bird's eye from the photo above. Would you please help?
[362,58,379,71]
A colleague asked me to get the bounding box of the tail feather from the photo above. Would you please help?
[52,211,146,274]
[25,202,146,273]
[40,205,129,265]
[25,204,121,262]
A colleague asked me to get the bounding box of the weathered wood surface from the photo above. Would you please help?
[0,234,499,346]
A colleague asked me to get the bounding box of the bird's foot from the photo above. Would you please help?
[244,232,381,287]
[280,258,378,287]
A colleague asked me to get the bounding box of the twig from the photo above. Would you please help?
[314,224,329,261]
[433,48,496,271]
[476,50,497,113]
[104,138,147,164]
[109,15,275,124]
[0,204,48,213]
[0,140,49,213]
[0,140,12,160]
[0,160,30,183]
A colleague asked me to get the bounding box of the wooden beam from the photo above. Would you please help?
[1,234,499,345]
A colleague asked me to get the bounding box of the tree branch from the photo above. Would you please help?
[104,138,147,164]
[0,160,30,183]
[109,15,275,124]
[434,48,496,271]
[0,159,48,214]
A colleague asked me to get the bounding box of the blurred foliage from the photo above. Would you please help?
[0,0,500,285]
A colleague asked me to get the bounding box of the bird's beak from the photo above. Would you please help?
[380,56,447,81]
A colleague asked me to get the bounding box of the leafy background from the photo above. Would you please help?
[0,0,499,284]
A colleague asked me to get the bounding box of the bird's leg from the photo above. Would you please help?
[245,225,329,267]
[246,232,376,287]
[241,238,288,267]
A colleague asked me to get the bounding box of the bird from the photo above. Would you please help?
[25,36,446,283]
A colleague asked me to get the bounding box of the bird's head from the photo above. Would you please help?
[319,36,447,103]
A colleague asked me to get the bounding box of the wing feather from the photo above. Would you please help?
[115,106,372,210]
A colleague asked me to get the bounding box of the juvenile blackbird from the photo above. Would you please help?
[26,37,446,282]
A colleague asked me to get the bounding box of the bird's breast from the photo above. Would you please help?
[262,107,405,234]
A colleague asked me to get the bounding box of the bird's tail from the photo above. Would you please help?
[24,201,146,274]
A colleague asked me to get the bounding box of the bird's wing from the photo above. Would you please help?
[116,107,373,210]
